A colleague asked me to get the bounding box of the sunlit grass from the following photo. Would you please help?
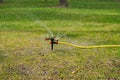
[0,0,120,80]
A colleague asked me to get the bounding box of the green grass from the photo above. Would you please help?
[0,0,120,80]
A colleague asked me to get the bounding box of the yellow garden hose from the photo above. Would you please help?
[59,41,120,49]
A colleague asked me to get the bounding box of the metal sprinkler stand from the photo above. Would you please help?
[45,37,58,50]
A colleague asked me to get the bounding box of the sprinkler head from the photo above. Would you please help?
[45,37,58,50]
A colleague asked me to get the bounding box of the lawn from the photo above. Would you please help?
[0,0,120,80]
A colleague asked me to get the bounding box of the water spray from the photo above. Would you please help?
[27,13,120,50]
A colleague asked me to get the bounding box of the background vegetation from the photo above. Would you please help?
[0,0,120,80]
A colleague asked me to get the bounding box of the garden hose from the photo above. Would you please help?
[59,41,120,49]
[45,37,120,50]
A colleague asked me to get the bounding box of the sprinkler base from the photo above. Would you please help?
[45,37,58,50]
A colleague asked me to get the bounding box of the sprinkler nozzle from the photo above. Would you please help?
[45,37,58,50]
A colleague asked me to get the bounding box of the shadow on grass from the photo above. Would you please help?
[0,0,120,24]
[0,0,58,9]
[0,9,120,23]
[69,1,120,9]
[0,0,120,9]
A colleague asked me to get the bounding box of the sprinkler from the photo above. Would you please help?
[45,37,58,50]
